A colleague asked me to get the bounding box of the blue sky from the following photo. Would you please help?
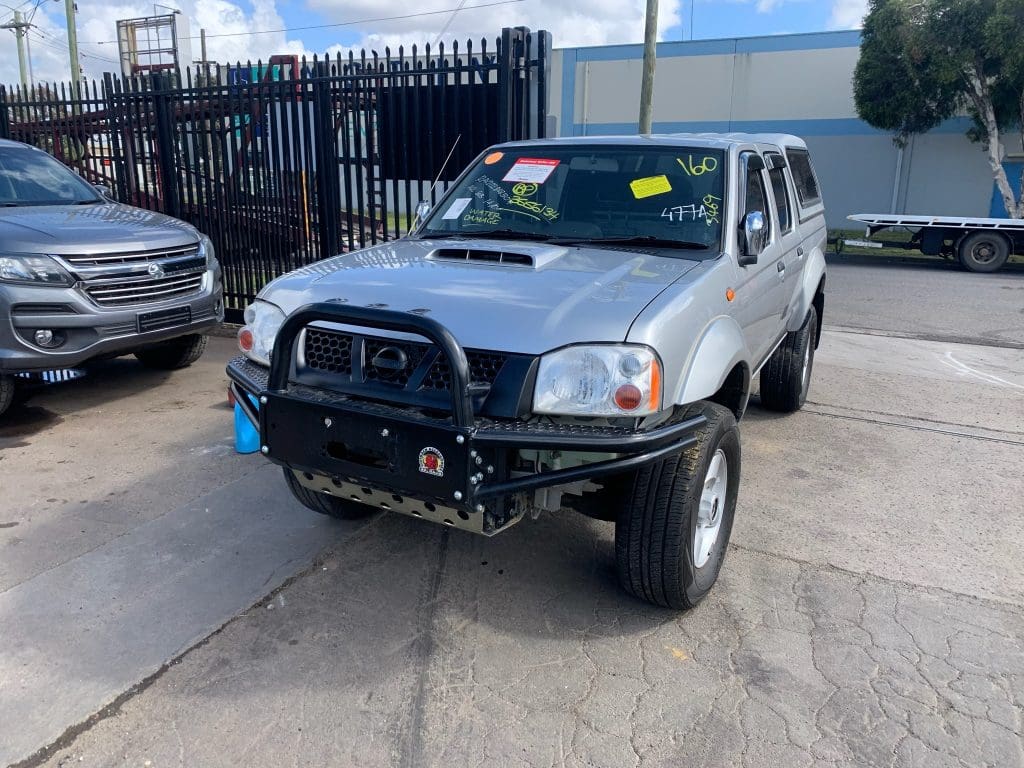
[0,0,865,83]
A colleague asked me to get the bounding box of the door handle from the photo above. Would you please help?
[777,261,786,273]
[797,246,804,257]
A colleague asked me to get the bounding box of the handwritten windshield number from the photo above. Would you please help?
[676,155,718,176]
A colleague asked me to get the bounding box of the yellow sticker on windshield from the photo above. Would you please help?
[630,175,672,199]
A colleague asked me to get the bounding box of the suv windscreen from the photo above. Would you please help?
[0,147,100,206]
[419,145,726,254]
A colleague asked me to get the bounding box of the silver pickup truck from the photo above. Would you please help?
[0,139,224,417]
[228,133,827,609]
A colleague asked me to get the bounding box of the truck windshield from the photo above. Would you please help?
[419,145,726,253]
[0,147,101,206]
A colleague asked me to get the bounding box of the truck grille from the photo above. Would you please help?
[62,244,200,267]
[84,273,205,307]
[303,328,508,392]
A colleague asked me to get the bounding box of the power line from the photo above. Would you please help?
[84,0,525,45]
[29,28,118,63]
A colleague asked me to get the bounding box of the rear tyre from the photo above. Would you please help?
[282,467,376,520]
[134,334,208,370]
[958,231,1010,273]
[759,306,817,413]
[0,375,15,419]
[615,403,741,610]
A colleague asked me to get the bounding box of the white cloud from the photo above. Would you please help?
[317,0,683,54]
[0,0,314,85]
[828,0,867,29]
[1,0,684,86]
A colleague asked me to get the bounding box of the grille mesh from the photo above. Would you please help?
[305,329,353,374]
[301,327,507,392]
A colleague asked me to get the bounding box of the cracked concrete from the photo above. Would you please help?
[3,260,1023,767]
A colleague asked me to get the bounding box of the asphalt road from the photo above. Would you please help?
[2,256,1023,768]
[825,254,1024,347]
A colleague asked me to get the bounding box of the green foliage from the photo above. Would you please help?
[854,0,1024,144]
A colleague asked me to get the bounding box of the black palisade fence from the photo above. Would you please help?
[0,27,550,322]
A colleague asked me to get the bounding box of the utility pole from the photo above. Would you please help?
[638,0,658,134]
[1,10,31,89]
[64,0,81,83]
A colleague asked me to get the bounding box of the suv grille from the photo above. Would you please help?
[70,245,207,308]
[84,273,204,307]
[302,328,508,391]
[62,244,200,267]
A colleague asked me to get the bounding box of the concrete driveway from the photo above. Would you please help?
[1,257,1022,767]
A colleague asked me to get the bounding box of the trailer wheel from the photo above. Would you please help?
[614,402,741,610]
[958,231,1010,273]
[0,375,15,419]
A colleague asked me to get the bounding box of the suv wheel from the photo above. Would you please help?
[134,334,208,370]
[615,403,741,610]
[958,231,1010,273]
[759,306,817,413]
[0,375,14,419]
[282,467,376,520]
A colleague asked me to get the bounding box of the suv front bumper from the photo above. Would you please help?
[0,267,223,372]
[228,303,705,535]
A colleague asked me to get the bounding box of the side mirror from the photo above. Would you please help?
[414,200,431,225]
[94,183,114,200]
[738,211,767,266]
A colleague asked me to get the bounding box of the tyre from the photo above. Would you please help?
[615,403,741,610]
[282,467,376,520]
[134,334,208,370]
[759,306,817,413]
[0,375,14,419]
[958,231,1010,273]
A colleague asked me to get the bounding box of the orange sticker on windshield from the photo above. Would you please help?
[484,151,504,165]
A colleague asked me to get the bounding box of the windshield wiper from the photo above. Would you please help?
[554,235,710,250]
[423,229,557,242]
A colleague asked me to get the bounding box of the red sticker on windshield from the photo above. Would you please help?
[502,158,559,184]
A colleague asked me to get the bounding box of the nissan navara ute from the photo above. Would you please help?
[0,139,224,417]
[228,134,827,609]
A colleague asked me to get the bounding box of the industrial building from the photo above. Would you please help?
[548,30,1021,227]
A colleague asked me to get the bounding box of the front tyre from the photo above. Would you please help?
[615,403,741,610]
[0,375,14,419]
[135,334,208,370]
[759,306,817,413]
[282,467,376,520]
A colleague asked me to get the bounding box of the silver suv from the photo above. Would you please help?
[0,139,224,417]
[228,134,827,609]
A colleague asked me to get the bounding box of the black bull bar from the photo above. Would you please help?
[229,303,706,533]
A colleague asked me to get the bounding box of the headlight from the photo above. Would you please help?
[197,234,217,269]
[0,254,74,286]
[534,345,662,416]
[238,300,286,366]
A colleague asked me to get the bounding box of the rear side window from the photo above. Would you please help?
[767,164,792,233]
[786,148,821,207]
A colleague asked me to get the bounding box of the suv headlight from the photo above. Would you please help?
[238,300,286,366]
[0,254,74,286]
[197,234,217,269]
[534,345,663,416]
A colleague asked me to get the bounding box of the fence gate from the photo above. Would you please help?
[0,27,550,322]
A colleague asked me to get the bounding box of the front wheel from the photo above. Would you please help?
[0,375,15,419]
[615,403,741,610]
[282,467,376,520]
[134,334,208,370]
[958,231,1010,273]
